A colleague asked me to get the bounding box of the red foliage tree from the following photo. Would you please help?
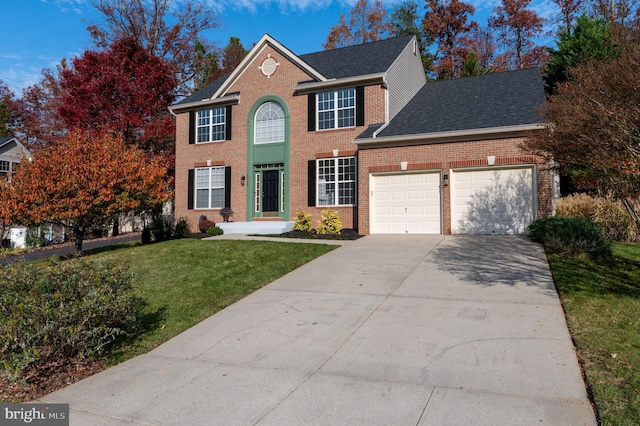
[489,0,547,70]
[463,26,499,72]
[0,131,171,252]
[552,0,583,34]
[324,0,391,49]
[58,37,177,161]
[422,0,478,79]
[11,64,68,150]
[524,22,640,226]
[88,0,219,95]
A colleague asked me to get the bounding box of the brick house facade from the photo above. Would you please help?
[170,34,553,235]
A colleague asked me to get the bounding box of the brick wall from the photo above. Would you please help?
[357,136,553,235]
[174,44,387,231]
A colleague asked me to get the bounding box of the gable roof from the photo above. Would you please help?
[171,34,417,111]
[0,136,32,161]
[356,68,546,145]
[298,35,416,80]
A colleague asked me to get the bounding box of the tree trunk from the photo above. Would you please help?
[622,197,640,240]
[74,227,85,253]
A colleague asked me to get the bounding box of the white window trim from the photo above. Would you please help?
[0,160,10,173]
[316,156,357,206]
[196,107,226,144]
[194,166,225,209]
[317,88,356,131]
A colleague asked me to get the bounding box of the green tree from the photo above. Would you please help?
[461,50,490,77]
[544,14,617,93]
[0,80,15,137]
[192,41,220,91]
[389,0,434,72]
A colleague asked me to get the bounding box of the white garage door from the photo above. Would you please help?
[371,173,441,234]
[451,167,535,234]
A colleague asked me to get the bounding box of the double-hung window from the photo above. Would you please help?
[195,166,225,209]
[317,157,356,206]
[197,107,226,143]
[317,88,355,130]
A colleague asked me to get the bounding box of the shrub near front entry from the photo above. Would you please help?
[316,210,343,235]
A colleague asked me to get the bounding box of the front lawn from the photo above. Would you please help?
[1,238,336,402]
[93,239,337,363]
[547,242,640,425]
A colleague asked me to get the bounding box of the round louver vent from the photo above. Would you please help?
[260,56,279,77]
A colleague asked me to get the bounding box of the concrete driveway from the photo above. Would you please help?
[39,235,597,425]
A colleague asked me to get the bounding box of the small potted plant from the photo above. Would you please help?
[219,207,234,223]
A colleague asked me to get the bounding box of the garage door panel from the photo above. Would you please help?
[372,173,441,234]
[451,168,534,235]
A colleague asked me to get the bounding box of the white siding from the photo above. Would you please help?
[0,140,30,163]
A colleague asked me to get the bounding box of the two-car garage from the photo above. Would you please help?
[370,166,536,235]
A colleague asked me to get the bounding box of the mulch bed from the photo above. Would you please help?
[278,229,363,240]
[1,358,104,403]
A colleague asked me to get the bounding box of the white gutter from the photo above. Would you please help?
[294,73,387,94]
[168,93,240,115]
[355,123,545,147]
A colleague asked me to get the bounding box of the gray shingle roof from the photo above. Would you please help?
[298,35,415,79]
[176,74,231,105]
[358,68,545,139]
[175,35,415,106]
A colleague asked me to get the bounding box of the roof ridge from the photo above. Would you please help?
[299,34,415,57]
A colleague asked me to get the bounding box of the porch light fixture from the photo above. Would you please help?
[241,175,246,186]
[443,174,449,187]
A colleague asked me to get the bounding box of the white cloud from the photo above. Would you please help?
[41,0,91,14]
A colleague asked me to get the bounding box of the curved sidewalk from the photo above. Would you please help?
[39,235,597,425]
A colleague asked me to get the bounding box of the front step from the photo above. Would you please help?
[217,221,294,235]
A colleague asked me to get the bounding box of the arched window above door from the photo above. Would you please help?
[255,101,285,144]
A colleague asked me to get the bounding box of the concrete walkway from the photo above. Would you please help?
[39,235,597,425]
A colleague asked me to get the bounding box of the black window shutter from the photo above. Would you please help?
[307,94,316,132]
[224,166,232,208]
[187,169,194,209]
[189,111,195,144]
[356,86,365,127]
[308,160,316,207]
[225,106,232,140]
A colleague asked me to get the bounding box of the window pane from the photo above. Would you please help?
[211,188,224,208]
[316,157,356,206]
[196,108,225,143]
[337,89,355,128]
[317,92,335,130]
[255,102,285,144]
[194,167,225,209]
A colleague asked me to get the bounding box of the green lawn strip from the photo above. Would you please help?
[82,238,336,365]
[547,243,640,425]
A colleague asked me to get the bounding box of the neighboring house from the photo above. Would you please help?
[170,34,553,235]
[0,136,32,248]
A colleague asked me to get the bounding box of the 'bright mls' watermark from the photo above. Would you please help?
[0,404,68,425]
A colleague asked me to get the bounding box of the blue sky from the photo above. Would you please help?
[1,0,558,95]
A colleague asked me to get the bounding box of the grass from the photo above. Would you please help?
[81,238,337,364]
[547,242,640,425]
